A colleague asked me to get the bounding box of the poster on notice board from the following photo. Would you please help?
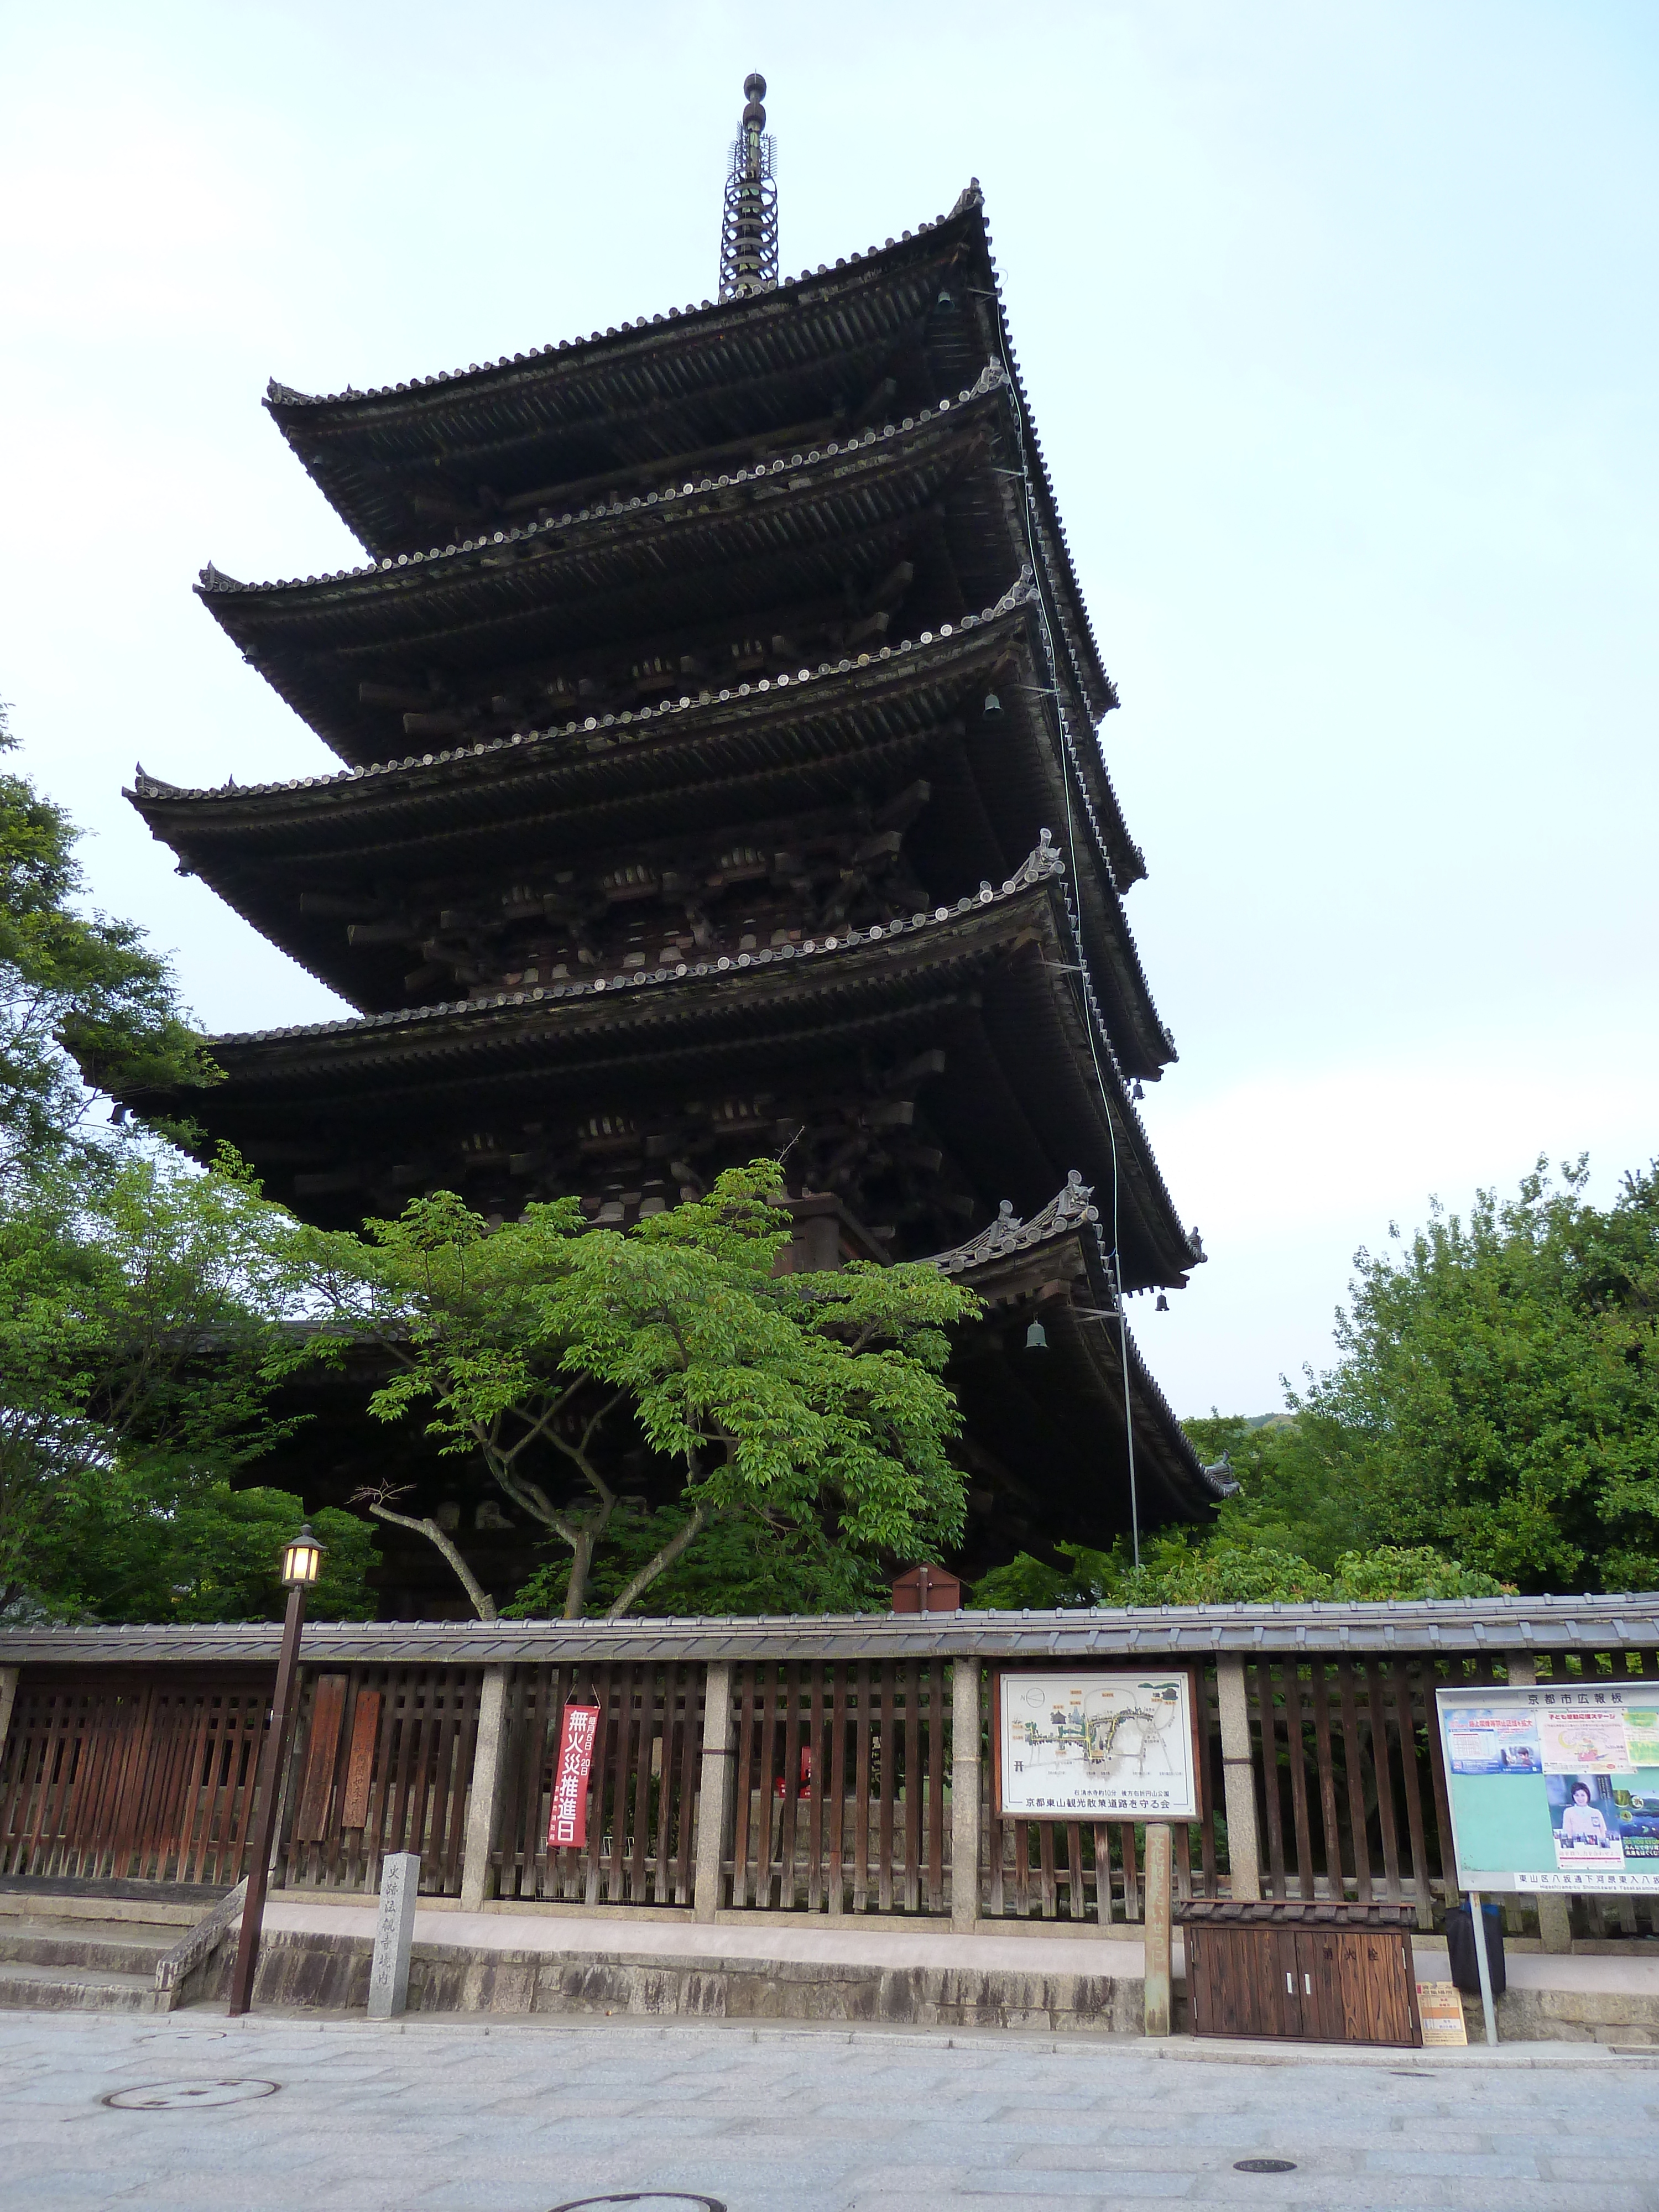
[1436,1682,1659,1893]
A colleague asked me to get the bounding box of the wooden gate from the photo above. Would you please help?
[0,1668,272,1886]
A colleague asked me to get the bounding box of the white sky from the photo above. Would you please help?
[3,1,1655,1417]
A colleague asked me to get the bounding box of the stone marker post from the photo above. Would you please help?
[693,1662,734,1923]
[1143,1822,1173,2037]
[951,1658,982,1933]
[460,1666,510,1912]
[1216,1656,1261,1902]
[367,1853,421,2020]
[1507,1652,1571,1952]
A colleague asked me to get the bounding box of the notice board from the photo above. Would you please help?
[992,1666,1202,1822]
[1436,1681,1659,1893]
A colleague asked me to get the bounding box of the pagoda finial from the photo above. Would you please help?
[718,71,778,302]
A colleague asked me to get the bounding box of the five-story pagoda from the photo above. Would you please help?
[112,79,1227,1605]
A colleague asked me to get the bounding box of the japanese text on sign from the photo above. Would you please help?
[547,1703,599,1850]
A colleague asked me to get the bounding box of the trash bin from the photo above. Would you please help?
[1444,1902,1506,1997]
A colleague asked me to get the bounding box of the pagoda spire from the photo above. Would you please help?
[718,72,778,301]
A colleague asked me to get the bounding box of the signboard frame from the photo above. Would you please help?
[990,1662,1206,1824]
[1435,1679,1659,1896]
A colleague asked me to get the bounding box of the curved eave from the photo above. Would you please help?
[260,187,1116,732]
[945,1224,1212,1519]
[205,386,1004,765]
[102,860,1196,1285]
[131,606,1175,1077]
[267,204,984,555]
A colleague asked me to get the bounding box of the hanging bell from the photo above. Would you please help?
[1155,1294,1169,1313]
[1025,1318,1048,1350]
[983,691,1002,717]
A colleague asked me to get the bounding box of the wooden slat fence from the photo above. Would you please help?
[492,1660,703,1906]
[1244,1647,1659,1938]
[0,1668,270,1886]
[724,1658,951,1912]
[8,1641,1659,1939]
[276,1665,482,1896]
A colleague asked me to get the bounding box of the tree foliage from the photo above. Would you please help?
[1281,1158,1659,1593]
[26,1470,374,1624]
[0,703,216,1175]
[288,1159,978,1620]
[0,1145,320,1614]
[972,1532,1507,1611]
[979,1157,1659,1608]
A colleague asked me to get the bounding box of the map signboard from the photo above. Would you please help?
[992,1667,1202,1822]
[1436,1681,1659,1894]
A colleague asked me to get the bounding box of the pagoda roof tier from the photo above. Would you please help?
[132,602,1172,1077]
[259,187,1110,724]
[102,847,1200,1291]
[201,375,1091,771]
[930,1172,1224,1526]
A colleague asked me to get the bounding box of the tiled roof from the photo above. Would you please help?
[251,184,1117,727]
[928,1170,1210,1500]
[927,1169,1099,1272]
[136,571,1031,808]
[262,185,988,415]
[201,366,1010,604]
[195,828,1067,1047]
[4,1593,1654,1666]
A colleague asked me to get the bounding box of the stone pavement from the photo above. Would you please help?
[2,2004,1658,2212]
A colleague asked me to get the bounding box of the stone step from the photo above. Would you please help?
[0,1918,175,1976]
[0,1958,158,2014]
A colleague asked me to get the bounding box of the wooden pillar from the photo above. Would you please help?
[693,1661,734,1923]
[1507,1652,1571,1953]
[1144,1821,1173,2036]
[951,1658,982,1933]
[460,1665,510,1912]
[1217,1656,1261,1902]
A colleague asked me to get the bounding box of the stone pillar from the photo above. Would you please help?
[1216,1656,1261,1903]
[459,1666,510,1912]
[0,1667,18,1765]
[951,1658,982,1934]
[1144,1821,1173,2037]
[693,1661,734,1923]
[1507,1652,1571,1953]
[367,1853,421,2020]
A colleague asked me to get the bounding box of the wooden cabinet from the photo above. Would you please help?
[1181,1902,1421,2047]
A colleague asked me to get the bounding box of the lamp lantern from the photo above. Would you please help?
[280,1522,325,1589]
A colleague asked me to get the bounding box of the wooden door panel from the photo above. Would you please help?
[1188,1927,1304,2038]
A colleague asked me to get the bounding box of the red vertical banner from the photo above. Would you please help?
[547,1702,600,1850]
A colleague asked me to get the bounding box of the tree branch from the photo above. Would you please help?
[355,1488,498,1620]
[604,1501,713,1620]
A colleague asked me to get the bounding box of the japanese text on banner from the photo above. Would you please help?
[548,1703,599,1850]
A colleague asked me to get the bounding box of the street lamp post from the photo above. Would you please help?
[226,1522,325,2016]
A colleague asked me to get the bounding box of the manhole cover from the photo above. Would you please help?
[105,2079,280,2110]
[547,2198,727,2211]
[1234,2159,1297,2174]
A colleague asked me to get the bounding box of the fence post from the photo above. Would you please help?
[1506,1651,1570,1953]
[1217,1656,1261,1902]
[951,1657,981,1933]
[1144,1821,1173,2035]
[460,1666,510,1912]
[0,1666,17,1765]
[693,1661,734,1923]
